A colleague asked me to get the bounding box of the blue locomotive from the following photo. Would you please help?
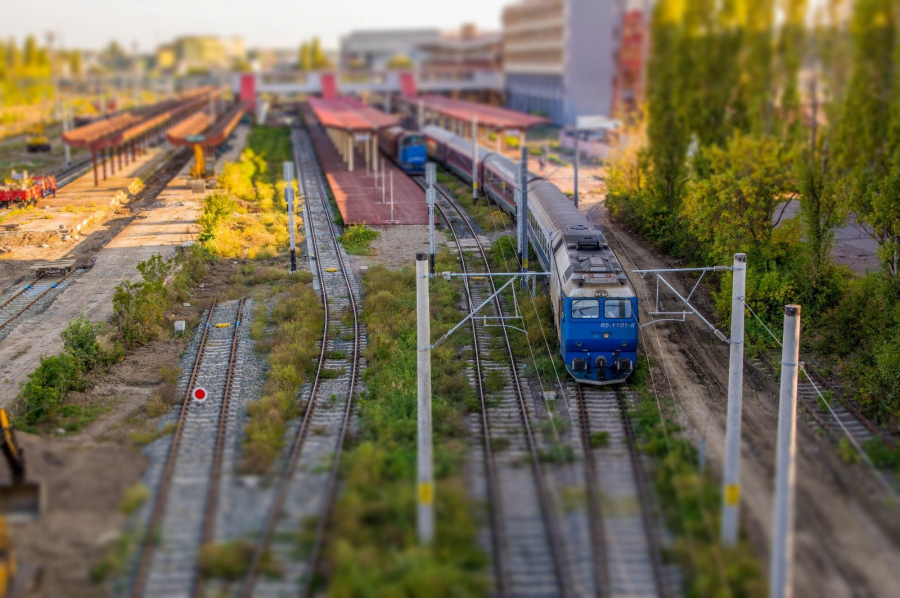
[423,125,638,384]
[378,126,427,174]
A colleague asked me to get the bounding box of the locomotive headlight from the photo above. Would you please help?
[603,333,609,339]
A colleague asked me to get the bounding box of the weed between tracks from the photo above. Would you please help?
[626,358,764,596]
[324,250,488,594]
[339,223,380,255]
[240,271,321,474]
[437,171,512,232]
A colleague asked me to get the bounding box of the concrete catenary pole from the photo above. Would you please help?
[472,113,479,203]
[426,163,436,275]
[573,127,580,208]
[62,100,71,166]
[519,146,529,274]
[770,305,801,598]
[283,162,297,273]
[418,97,425,130]
[722,252,747,545]
[416,252,434,544]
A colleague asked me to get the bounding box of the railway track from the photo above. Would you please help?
[573,384,670,597]
[130,297,247,597]
[0,269,79,342]
[239,126,362,597]
[421,177,572,597]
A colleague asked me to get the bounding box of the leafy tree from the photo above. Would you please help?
[683,133,800,263]
[23,35,38,67]
[298,42,312,71]
[310,37,331,69]
[835,0,898,282]
[645,0,689,213]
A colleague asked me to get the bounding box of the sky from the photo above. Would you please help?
[0,0,512,52]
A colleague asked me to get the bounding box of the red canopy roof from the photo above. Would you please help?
[63,87,218,150]
[307,96,398,132]
[417,95,547,130]
[167,102,248,148]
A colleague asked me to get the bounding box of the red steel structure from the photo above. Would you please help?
[63,87,220,186]
[611,10,647,119]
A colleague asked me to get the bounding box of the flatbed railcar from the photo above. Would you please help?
[423,124,638,385]
[0,175,57,207]
[378,126,427,174]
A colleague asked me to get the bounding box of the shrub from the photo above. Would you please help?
[339,223,380,255]
[199,540,280,581]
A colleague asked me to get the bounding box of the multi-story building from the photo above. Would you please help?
[340,29,441,71]
[419,24,502,74]
[502,0,626,125]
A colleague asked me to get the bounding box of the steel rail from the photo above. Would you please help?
[130,298,219,597]
[0,270,75,334]
[574,384,611,597]
[614,387,670,598]
[427,190,511,597]
[425,177,572,597]
[239,127,361,598]
[191,297,246,597]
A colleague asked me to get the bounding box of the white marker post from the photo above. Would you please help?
[770,305,801,598]
[416,252,434,544]
[62,100,71,166]
[722,253,747,545]
[283,162,297,273]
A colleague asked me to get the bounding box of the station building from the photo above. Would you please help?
[502,0,627,126]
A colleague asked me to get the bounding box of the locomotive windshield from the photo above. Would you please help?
[571,299,600,319]
[604,299,633,319]
[404,135,423,147]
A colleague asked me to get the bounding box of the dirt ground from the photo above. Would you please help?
[7,258,245,598]
[580,192,900,596]
[343,224,448,272]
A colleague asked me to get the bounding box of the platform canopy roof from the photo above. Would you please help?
[416,94,548,130]
[63,87,219,151]
[307,96,398,132]
[167,102,248,148]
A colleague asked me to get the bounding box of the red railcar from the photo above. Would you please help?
[0,175,57,206]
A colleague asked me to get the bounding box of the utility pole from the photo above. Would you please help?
[62,100,71,166]
[722,253,747,545]
[416,252,434,544]
[418,97,425,130]
[472,113,479,203]
[519,146,529,274]
[770,305,801,598]
[283,162,297,273]
[573,127,579,208]
[426,163,436,275]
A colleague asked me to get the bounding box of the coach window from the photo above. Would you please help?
[571,299,600,319]
[604,299,633,319]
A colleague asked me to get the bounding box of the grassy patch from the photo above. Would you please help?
[130,422,176,447]
[199,539,281,581]
[14,316,123,431]
[628,357,764,595]
[589,431,610,449]
[339,223,380,255]
[119,483,150,515]
[241,282,323,474]
[90,529,139,584]
[324,254,487,593]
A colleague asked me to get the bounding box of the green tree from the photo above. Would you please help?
[310,37,330,69]
[299,42,312,71]
[645,0,689,213]
[23,35,38,66]
[836,0,898,282]
[683,133,800,263]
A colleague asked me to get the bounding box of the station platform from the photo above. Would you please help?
[0,147,169,239]
[305,117,428,226]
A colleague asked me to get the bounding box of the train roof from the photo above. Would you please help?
[527,181,633,298]
[423,124,486,160]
